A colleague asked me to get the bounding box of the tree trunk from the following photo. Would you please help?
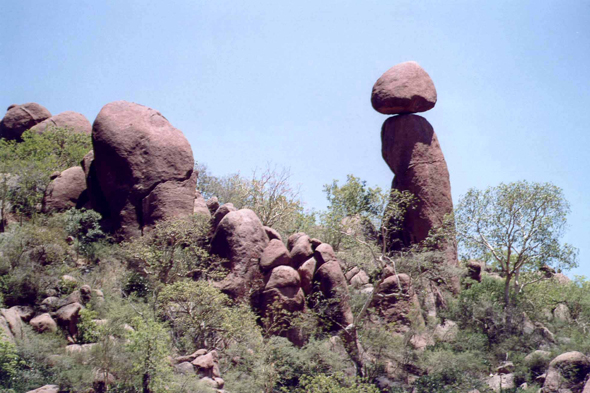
[142,372,151,393]
[504,274,513,333]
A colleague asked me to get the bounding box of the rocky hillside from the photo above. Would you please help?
[0,62,585,393]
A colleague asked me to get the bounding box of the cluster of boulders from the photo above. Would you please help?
[0,103,91,141]
[206,205,354,346]
[371,62,456,269]
[173,349,226,391]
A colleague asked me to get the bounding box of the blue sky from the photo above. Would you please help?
[1,1,589,275]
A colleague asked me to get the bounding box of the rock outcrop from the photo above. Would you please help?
[30,111,91,135]
[0,103,51,141]
[210,209,269,301]
[371,61,437,115]
[91,101,196,239]
[542,352,590,393]
[42,166,87,213]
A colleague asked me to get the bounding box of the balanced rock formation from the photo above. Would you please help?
[30,111,91,135]
[90,101,196,238]
[0,103,51,141]
[371,61,437,115]
[42,166,87,213]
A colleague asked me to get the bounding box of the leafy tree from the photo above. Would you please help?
[126,315,173,393]
[64,208,106,261]
[122,214,224,285]
[455,180,578,324]
[196,162,313,237]
[158,280,260,353]
[0,127,91,226]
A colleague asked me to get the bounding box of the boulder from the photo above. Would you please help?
[466,260,483,282]
[10,305,34,322]
[193,190,212,218]
[260,239,291,271]
[345,267,360,282]
[0,103,51,141]
[91,101,196,239]
[313,243,337,268]
[206,197,220,215]
[192,350,221,378]
[26,385,59,393]
[265,265,301,290]
[211,203,237,230]
[30,313,57,333]
[0,308,23,340]
[211,209,269,300]
[487,373,515,392]
[263,226,282,242]
[371,61,437,115]
[553,303,572,323]
[30,111,91,135]
[42,166,87,213]
[381,114,457,270]
[314,260,354,330]
[542,352,590,393]
[174,361,195,375]
[262,266,306,345]
[434,320,458,343]
[350,270,370,288]
[55,302,83,337]
[290,234,314,268]
[496,362,515,375]
[298,257,317,295]
[370,273,425,332]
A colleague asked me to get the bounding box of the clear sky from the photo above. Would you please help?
[1,1,589,275]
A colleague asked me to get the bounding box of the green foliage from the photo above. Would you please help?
[122,214,224,285]
[77,307,100,344]
[64,208,106,261]
[126,315,173,393]
[196,162,314,237]
[296,372,380,393]
[455,180,578,308]
[0,128,91,223]
[159,280,260,353]
[0,334,20,386]
[415,349,486,393]
[0,217,73,306]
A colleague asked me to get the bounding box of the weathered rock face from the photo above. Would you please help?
[91,101,196,238]
[262,265,306,345]
[542,352,590,393]
[30,111,91,135]
[0,103,51,141]
[314,260,354,330]
[371,61,437,115]
[211,209,269,300]
[260,239,291,271]
[370,273,424,332]
[381,114,456,266]
[193,190,211,218]
[42,166,87,213]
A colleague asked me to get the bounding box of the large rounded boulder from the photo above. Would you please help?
[42,166,87,213]
[0,103,51,140]
[30,111,91,135]
[371,61,437,115]
[542,352,590,393]
[91,101,196,238]
[211,209,269,300]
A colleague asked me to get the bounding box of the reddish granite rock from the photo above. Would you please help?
[42,166,87,213]
[0,103,51,140]
[30,111,91,135]
[371,61,437,115]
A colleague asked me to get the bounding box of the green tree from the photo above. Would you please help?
[455,180,578,324]
[126,315,173,393]
[64,208,106,261]
[0,127,91,227]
